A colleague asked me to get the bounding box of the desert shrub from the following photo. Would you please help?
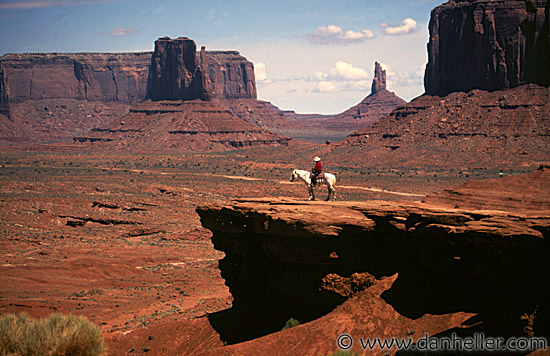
[0,313,105,356]
[281,317,300,331]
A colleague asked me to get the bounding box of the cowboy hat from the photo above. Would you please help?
[314,157,321,161]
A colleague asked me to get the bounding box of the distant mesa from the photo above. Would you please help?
[0,37,285,146]
[425,0,550,96]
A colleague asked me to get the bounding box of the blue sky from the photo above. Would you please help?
[0,0,444,113]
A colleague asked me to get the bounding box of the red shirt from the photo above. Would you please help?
[314,161,322,172]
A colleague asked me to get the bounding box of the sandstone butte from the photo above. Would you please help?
[194,168,550,355]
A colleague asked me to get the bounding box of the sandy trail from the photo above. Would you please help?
[96,168,425,198]
[220,174,425,198]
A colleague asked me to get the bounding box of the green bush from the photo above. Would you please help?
[0,313,105,356]
[281,317,300,331]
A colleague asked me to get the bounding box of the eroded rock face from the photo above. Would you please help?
[425,0,550,96]
[73,100,291,152]
[197,197,550,342]
[0,50,257,104]
[0,65,9,118]
[371,61,387,95]
[208,51,257,99]
[148,37,211,101]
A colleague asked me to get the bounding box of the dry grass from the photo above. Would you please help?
[0,313,105,356]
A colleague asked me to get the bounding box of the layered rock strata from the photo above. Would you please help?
[425,0,550,96]
[208,51,257,99]
[0,52,151,103]
[197,197,550,343]
[340,84,550,167]
[73,100,290,152]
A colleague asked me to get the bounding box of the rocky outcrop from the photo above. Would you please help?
[148,37,211,101]
[71,36,290,152]
[340,84,550,168]
[198,197,550,345]
[425,0,550,96]
[0,48,261,143]
[371,61,387,94]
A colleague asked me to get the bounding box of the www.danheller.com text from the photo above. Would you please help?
[336,333,548,352]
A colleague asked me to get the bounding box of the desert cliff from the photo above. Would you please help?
[197,174,550,352]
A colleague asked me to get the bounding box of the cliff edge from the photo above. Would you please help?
[197,184,550,352]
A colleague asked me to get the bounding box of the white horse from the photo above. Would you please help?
[290,169,337,201]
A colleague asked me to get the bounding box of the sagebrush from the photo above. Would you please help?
[0,313,105,356]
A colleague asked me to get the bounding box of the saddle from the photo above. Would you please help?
[312,172,325,186]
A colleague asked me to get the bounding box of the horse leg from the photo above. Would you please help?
[309,185,316,201]
[326,184,335,201]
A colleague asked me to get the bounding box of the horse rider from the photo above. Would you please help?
[311,156,323,186]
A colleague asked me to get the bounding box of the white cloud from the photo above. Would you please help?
[108,27,138,36]
[0,0,110,9]
[311,61,371,93]
[313,81,339,93]
[309,61,369,82]
[380,18,419,36]
[305,25,375,45]
[254,62,272,85]
[329,61,369,80]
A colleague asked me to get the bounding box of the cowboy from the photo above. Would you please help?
[311,156,322,186]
